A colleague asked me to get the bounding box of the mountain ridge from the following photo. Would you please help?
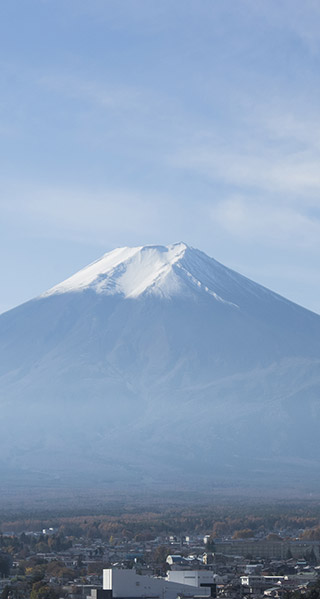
[40,242,313,315]
[1,242,320,493]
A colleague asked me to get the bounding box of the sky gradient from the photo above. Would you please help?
[1,0,320,314]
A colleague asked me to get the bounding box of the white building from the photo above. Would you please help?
[167,571,218,587]
[102,568,216,599]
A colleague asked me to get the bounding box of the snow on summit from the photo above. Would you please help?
[42,241,289,308]
[43,242,189,299]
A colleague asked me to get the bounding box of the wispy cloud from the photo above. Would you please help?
[173,145,320,196]
[211,196,320,248]
[39,73,141,110]
[0,181,181,247]
[243,0,320,55]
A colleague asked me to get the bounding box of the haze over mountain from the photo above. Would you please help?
[1,242,320,494]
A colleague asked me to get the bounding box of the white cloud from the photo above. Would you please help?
[243,0,320,55]
[39,73,141,110]
[173,144,320,198]
[211,196,320,248]
[0,181,180,247]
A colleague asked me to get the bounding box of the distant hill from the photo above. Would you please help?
[1,242,320,494]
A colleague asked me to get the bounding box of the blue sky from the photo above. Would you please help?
[1,0,320,314]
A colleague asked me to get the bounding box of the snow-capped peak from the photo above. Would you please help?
[42,240,288,309]
[41,241,294,309]
[43,242,190,299]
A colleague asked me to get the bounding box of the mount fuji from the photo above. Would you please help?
[1,242,320,494]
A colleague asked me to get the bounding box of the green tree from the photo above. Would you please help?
[1,585,10,599]
[153,546,169,564]
[31,582,58,599]
[0,553,12,578]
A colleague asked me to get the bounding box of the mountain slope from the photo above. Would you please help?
[1,242,320,492]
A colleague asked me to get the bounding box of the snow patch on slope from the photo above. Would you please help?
[175,262,239,308]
